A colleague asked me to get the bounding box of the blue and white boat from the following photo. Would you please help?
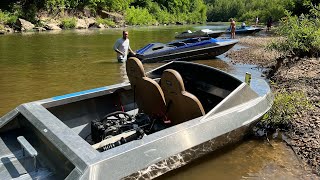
[136,37,238,63]
[226,26,262,34]
[175,29,225,39]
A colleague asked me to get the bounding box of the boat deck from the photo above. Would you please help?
[0,130,58,180]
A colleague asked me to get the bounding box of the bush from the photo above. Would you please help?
[261,90,312,129]
[154,10,173,24]
[60,17,76,29]
[267,6,320,58]
[96,17,116,27]
[125,6,156,25]
[0,10,18,25]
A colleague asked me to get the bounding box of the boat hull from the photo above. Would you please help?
[137,41,237,63]
[226,27,262,34]
[0,61,273,180]
[125,121,257,179]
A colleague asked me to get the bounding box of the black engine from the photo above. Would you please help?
[90,111,166,152]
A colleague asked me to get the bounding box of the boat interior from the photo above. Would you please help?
[0,58,252,179]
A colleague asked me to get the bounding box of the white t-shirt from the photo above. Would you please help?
[114,38,130,62]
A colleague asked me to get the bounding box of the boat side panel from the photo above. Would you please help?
[88,92,272,179]
[0,109,20,133]
[47,88,135,138]
[125,122,254,179]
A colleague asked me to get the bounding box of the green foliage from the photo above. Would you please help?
[87,0,133,12]
[267,6,320,58]
[105,0,134,12]
[154,9,174,24]
[60,17,76,29]
[262,90,312,128]
[1,0,206,26]
[125,6,156,25]
[96,17,116,27]
[206,0,294,23]
[45,0,66,11]
[0,10,18,25]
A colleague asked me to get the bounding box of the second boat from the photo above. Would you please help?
[136,37,238,63]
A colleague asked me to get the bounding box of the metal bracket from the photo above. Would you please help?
[17,136,38,171]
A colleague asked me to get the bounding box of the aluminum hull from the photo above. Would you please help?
[0,61,273,179]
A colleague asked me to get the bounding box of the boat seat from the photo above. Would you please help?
[126,57,166,117]
[160,69,205,125]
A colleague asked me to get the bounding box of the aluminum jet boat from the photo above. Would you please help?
[226,26,262,34]
[175,29,225,39]
[136,37,238,63]
[0,58,273,179]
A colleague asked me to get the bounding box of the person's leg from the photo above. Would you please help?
[118,57,125,63]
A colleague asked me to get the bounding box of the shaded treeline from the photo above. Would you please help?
[0,0,319,25]
[0,0,207,25]
[205,0,320,24]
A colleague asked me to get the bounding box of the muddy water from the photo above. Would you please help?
[158,139,314,179]
[0,25,313,178]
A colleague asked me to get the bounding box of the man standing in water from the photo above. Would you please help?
[230,18,236,39]
[114,30,135,63]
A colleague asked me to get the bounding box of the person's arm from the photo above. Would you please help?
[128,45,136,55]
[113,39,124,55]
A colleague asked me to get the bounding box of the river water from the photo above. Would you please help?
[0,24,314,179]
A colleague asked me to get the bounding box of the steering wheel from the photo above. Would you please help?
[101,111,132,124]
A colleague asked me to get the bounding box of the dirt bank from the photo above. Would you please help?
[226,35,320,176]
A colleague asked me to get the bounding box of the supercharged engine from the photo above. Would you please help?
[90,111,166,152]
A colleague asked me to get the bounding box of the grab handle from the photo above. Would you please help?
[17,136,38,171]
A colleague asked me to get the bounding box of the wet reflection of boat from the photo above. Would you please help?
[0,58,273,179]
[136,37,238,63]
[175,29,225,39]
[226,26,262,34]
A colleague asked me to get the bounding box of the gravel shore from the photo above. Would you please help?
[226,35,320,176]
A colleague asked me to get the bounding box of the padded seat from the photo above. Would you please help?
[126,57,166,117]
[160,69,205,125]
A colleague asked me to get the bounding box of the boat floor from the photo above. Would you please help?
[0,131,59,180]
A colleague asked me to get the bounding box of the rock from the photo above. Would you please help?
[85,17,96,28]
[98,23,105,29]
[76,19,87,29]
[34,27,46,31]
[5,27,14,33]
[44,23,62,30]
[15,18,35,31]
[99,10,124,23]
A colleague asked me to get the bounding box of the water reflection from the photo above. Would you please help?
[158,139,314,179]
[120,63,128,83]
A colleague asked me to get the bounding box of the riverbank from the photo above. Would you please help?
[226,35,320,176]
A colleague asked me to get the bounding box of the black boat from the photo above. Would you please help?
[136,37,238,63]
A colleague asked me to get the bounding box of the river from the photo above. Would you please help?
[0,24,313,179]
